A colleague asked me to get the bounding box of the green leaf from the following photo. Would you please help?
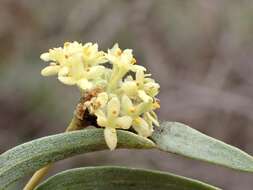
[35,166,220,190]
[152,122,253,173]
[0,129,155,189]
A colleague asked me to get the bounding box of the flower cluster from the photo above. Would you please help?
[40,42,160,150]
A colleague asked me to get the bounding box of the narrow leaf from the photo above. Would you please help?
[35,166,220,190]
[152,122,253,172]
[0,129,155,189]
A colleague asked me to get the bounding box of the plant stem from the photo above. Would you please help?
[23,116,82,190]
[23,165,52,190]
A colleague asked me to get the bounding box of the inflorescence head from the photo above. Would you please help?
[40,42,160,150]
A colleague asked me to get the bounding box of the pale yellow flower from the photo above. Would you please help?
[121,69,160,98]
[94,96,133,150]
[41,63,61,77]
[41,42,107,91]
[107,43,146,72]
[106,44,146,91]
[82,43,107,66]
[132,117,153,137]
[121,94,158,137]
[41,41,160,150]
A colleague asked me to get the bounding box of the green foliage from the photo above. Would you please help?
[0,122,252,189]
[0,129,154,189]
[152,122,253,172]
[35,166,220,190]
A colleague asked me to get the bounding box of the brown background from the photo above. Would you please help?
[0,0,252,189]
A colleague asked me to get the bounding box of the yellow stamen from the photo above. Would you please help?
[116,49,122,56]
[153,100,160,109]
[131,58,136,64]
[129,107,135,113]
[84,48,91,56]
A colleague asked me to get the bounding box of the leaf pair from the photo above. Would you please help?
[0,122,252,189]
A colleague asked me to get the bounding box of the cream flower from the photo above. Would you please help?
[106,44,146,91]
[107,44,135,67]
[121,69,160,98]
[41,41,160,150]
[106,43,146,72]
[94,96,133,150]
[121,94,158,137]
[82,43,107,66]
[41,42,107,91]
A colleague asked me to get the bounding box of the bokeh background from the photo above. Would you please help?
[0,0,253,189]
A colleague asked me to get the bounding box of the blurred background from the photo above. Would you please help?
[0,0,252,189]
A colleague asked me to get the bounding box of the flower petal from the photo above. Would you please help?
[95,109,108,127]
[136,69,145,84]
[144,82,160,97]
[107,97,120,118]
[40,53,50,61]
[104,127,117,150]
[58,76,76,85]
[41,65,60,76]
[146,112,159,126]
[121,95,134,114]
[95,92,108,108]
[135,101,152,115]
[121,49,133,64]
[58,66,69,76]
[77,79,93,90]
[115,116,133,129]
[138,90,152,102]
[130,65,146,72]
[68,56,85,78]
[132,117,152,137]
[109,43,120,55]
[86,66,106,79]
[121,81,138,97]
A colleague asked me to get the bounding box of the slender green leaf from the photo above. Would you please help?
[35,166,220,190]
[0,129,155,189]
[152,122,253,172]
